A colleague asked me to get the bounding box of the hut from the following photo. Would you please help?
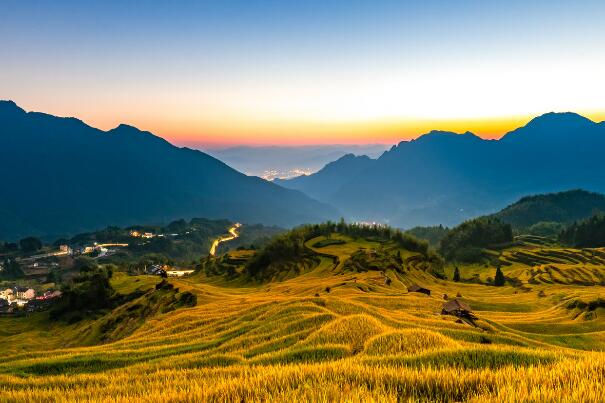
[408,284,431,296]
[441,299,477,321]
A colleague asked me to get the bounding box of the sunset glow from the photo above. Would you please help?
[2,1,605,147]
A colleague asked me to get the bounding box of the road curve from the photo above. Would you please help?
[209,223,241,256]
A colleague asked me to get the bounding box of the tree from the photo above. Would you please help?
[439,217,513,262]
[0,259,24,280]
[19,236,42,253]
[50,265,115,320]
[494,266,505,286]
[453,266,460,282]
[46,267,62,284]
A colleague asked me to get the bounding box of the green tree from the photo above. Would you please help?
[439,217,513,263]
[19,236,42,253]
[453,266,460,282]
[46,267,62,284]
[0,259,24,280]
[494,266,505,286]
[50,264,115,320]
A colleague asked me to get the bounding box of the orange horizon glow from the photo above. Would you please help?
[124,109,605,148]
[7,98,605,148]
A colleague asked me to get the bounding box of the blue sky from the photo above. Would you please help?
[2,0,604,146]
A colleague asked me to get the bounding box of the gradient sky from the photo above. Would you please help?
[2,0,605,147]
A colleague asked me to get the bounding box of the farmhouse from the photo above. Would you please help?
[441,299,477,321]
[0,288,14,302]
[146,264,167,277]
[14,286,35,300]
[408,284,431,296]
[36,290,62,300]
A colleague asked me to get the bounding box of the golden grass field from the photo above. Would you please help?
[2,234,605,402]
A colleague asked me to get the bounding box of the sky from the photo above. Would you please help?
[1,0,605,147]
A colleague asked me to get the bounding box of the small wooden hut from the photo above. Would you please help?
[408,284,431,296]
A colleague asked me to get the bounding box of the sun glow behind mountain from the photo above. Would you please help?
[2,1,605,146]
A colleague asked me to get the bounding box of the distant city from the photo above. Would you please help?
[261,168,313,181]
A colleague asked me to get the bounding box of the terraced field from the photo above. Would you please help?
[2,235,605,401]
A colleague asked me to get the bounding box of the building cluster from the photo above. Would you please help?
[0,286,62,313]
[130,230,180,239]
[130,230,157,238]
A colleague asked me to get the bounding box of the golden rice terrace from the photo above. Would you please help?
[2,234,605,402]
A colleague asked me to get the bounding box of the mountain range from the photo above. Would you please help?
[278,112,605,227]
[0,101,337,240]
[205,144,389,179]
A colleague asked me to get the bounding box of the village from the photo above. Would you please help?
[0,223,238,316]
[0,286,62,314]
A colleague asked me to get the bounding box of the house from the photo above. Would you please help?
[14,286,35,300]
[0,288,14,302]
[146,264,167,277]
[441,299,478,322]
[36,290,62,300]
[408,284,431,296]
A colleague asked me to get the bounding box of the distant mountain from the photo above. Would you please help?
[274,154,375,201]
[0,101,338,240]
[491,189,605,229]
[276,113,605,227]
[204,144,389,179]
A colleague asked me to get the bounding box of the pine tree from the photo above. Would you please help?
[453,266,460,282]
[494,265,505,286]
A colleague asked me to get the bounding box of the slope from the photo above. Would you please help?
[3,231,605,401]
[0,101,338,239]
[491,189,605,229]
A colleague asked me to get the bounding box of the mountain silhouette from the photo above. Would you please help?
[274,153,375,201]
[0,101,338,240]
[277,112,605,227]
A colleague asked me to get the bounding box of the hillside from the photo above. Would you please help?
[277,114,605,227]
[274,153,375,201]
[0,101,337,240]
[4,226,605,401]
[491,189,605,229]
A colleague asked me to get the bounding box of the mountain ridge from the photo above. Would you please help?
[277,112,605,227]
[0,101,338,240]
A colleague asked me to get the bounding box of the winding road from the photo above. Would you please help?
[209,223,241,256]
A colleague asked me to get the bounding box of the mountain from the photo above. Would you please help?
[273,154,375,201]
[204,144,389,179]
[276,113,605,227]
[0,101,338,240]
[491,189,605,229]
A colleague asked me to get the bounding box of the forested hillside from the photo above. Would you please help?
[0,101,337,239]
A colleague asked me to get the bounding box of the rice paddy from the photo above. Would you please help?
[2,234,605,402]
